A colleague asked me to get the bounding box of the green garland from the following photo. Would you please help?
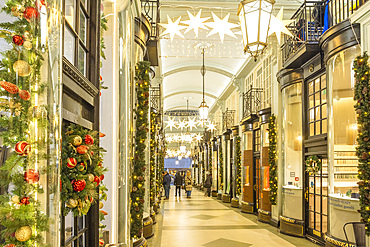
[156,138,164,197]
[353,53,370,234]
[61,124,107,216]
[235,136,242,196]
[269,114,278,205]
[305,155,322,175]
[209,144,212,174]
[149,110,157,207]
[0,1,53,245]
[202,148,205,185]
[130,61,150,239]
[219,141,223,191]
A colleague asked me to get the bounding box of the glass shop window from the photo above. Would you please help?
[63,0,89,76]
[308,74,327,136]
[254,128,261,152]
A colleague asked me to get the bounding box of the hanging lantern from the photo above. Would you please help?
[199,100,209,121]
[180,145,187,153]
[238,0,275,61]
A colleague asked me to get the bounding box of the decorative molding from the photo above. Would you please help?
[62,57,99,97]
[164,90,217,100]
[163,65,233,78]
[232,78,243,93]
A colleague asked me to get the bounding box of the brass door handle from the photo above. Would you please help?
[253,184,257,191]
[305,190,309,202]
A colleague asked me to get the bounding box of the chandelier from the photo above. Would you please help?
[198,45,209,121]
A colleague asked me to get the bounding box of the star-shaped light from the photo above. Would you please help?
[180,134,187,142]
[207,122,217,131]
[165,117,177,131]
[177,120,187,130]
[181,10,210,37]
[173,134,181,142]
[205,13,238,43]
[165,136,174,143]
[159,15,186,42]
[195,134,203,141]
[268,7,294,44]
[186,117,198,131]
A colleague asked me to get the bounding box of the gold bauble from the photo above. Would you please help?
[15,226,32,242]
[13,60,31,77]
[11,195,20,204]
[99,201,104,209]
[72,136,82,146]
[24,31,33,41]
[87,174,94,182]
[66,198,78,208]
[23,41,32,50]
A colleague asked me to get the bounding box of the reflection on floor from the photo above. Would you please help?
[147,186,319,247]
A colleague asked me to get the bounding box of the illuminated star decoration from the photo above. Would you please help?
[181,10,210,37]
[177,120,187,130]
[195,134,203,141]
[207,122,217,131]
[173,134,181,142]
[159,15,186,42]
[165,136,174,143]
[205,12,238,43]
[268,7,294,44]
[186,117,198,131]
[165,117,177,131]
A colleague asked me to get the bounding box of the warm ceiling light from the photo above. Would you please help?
[205,12,238,43]
[199,100,209,121]
[180,145,187,153]
[159,15,186,42]
[182,10,210,37]
[238,0,275,61]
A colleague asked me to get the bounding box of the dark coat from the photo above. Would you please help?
[204,175,212,188]
[174,174,183,186]
[163,174,171,186]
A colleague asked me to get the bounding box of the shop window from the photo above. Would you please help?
[63,0,89,76]
[308,74,327,137]
[254,128,261,153]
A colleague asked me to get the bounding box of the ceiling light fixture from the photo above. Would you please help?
[205,12,238,43]
[182,10,210,37]
[159,15,186,42]
[238,0,275,61]
[198,45,209,122]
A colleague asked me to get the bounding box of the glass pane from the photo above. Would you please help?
[309,193,314,211]
[78,45,86,75]
[65,212,74,241]
[309,81,314,94]
[315,106,321,121]
[322,89,327,103]
[310,123,315,136]
[322,178,328,196]
[64,27,75,64]
[322,119,327,134]
[315,213,321,231]
[309,108,315,122]
[65,0,75,28]
[321,74,326,89]
[322,215,328,233]
[315,121,321,135]
[80,10,87,43]
[322,196,328,215]
[315,78,320,91]
[309,95,314,108]
[322,105,327,119]
[309,176,315,193]
[309,211,315,228]
[315,92,321,106]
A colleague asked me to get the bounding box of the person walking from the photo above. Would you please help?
[174,172,183,197]
[185,170,192,198]
[163,171,171,200]
[204,173,212,197]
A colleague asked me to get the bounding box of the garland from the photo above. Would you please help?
[130,61,150,239]
[235,136,242,196]
[269,114,278,205]
[149,109,157,207]
[202,148,205,185]
[156,138,164,198]
[0,1,53,245]
[353,53,370,234]
[219,141,223,191]
[209,144,212,174]
[305,155,322,175]
[61,124,107,216]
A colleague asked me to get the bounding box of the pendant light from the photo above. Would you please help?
[199,47,209,121]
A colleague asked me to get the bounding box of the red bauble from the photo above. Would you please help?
[84,134,94,145]
[4,244,16,247]
[78,163,85,171]
[73,179,86,192]
[90,151,94,156]
[24,7,39,21]
[12,35,24,45]
[0,81,19,94]
[20,196,30,205]
[94,176,101,186]
[67,157,77,168]
[15,141,30,156]
[19,89,31,100]
[77,145,89,154]
[99,239,105,246]
[24,169,40,184]
[100,174,104,181]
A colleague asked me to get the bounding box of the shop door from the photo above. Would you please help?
[253,128,261,213]
[305,157,328,242]
[230,139,234,197]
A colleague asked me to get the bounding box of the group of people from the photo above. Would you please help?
[162,170,213,199]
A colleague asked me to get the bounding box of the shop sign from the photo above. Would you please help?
[328,196,359,212]
[324,234,355,247]
[295,177,299,181]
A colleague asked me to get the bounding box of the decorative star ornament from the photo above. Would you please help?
[207,122,217,131]
[195,134,203,142]
[182,10,210,37]
[268,7,294,44]
[177,120,187,130]
[165,117,177,131]
[173,134,181,142]
[159,15,186,42]
[205,13,238,43]
[165,136,174,143]
[186,117,198,131]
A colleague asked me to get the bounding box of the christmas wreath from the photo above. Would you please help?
[305,155,322,175]
[269,114,278,205]
[61,124,107,216]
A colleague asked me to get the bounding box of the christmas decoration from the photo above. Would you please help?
[13,60,31,77]
[66,198,78,208]
[99,201,104,209]
[0,80,19,94]
[18,89,31,100]
[219,141,223,191]
[130,61,150,239]
[23,40,32,50]
[85,134,94,145]
[12,35,24,45]
[182,10,210,37]
[305,155,322,175]
[99,239,105,246]
[94,176,101,186]
[209,143,212,174]
[24,169,40,184]
[235,136,242,196]
[23,7,38,21]
[353,53,370,234]
[150,110,157,208]
[15,226,32,242]
[15,141,30,156]
[159,15,186,41]
[269,114,278,205]
[205,13,238,43]
[4,244,16,247]
[61,124,107,216]
[11,195,20,204]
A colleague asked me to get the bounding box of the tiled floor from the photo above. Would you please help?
[147,187,319,247]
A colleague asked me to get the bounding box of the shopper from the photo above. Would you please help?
[163,171,171,200]
[185,170,192,198]
[174,172,183,197]
[204,173,212,197]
